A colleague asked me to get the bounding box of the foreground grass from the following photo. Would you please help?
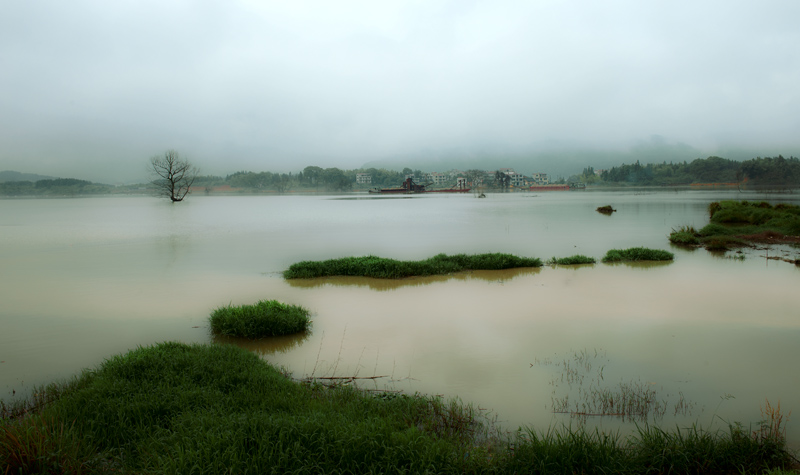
[602,247,675,263]
[283,253,543,279]
[2,343,795,474]
[669,201,800,251]
[210,300,310,338]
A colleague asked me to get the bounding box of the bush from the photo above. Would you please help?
[602,247,674,263]
[210,300,310,338]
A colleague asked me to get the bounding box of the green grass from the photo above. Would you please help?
[670,201,800,251]
[283,253,543,279]
[547,254,596,265]
[668,225,701,245]
[210,300,310,338]
[602,247,675,263]
[1,343,794,474]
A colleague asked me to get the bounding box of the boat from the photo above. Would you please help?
[369,178,470,194]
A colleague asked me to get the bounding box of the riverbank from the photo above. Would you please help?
[1,342,796,474]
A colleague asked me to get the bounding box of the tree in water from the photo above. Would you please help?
[150,150,199,202]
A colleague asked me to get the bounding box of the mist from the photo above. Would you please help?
[2,0,799,183]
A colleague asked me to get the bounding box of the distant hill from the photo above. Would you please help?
[0,170,57,183]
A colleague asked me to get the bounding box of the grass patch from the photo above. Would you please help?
[547,255,596,265]
[672,201,800,251]
[1,343,794,474]
[210,300,310,338]
[602,247,674,263]
[668,225,700,245]
[283,253,543,279]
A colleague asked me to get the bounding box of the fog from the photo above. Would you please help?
[2,0,799,183]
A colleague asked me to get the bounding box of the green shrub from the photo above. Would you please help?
[210,300,310,338]
[602,247,674,263]
[284,253,542,279]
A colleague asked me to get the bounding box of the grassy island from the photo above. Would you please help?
[283,253,543,279]
[547,254,597,265]
[210,300,310,338]
[670,201,800,251]
[602,247,675,263]
[1,342,795,474]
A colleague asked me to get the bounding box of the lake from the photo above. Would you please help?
[1,190,798,448]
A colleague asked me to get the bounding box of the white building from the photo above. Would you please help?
[356,173,372,184]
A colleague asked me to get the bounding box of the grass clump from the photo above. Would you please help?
[1,343,795,474]
[602,247,674,263]
[668,225,700,245]
[547,255,596,265]
[210,300,310,338]
[283,253,542,279]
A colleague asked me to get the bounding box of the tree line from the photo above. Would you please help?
[580,155,800,187]
[3,154,799,198]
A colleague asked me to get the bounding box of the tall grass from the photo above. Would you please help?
[602,247,674,263]
[283,253,543,279]
[210,299,310,338]
[1,343,794,474]
[504,423,795,474]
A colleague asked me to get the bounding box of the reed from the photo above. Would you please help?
[602,247,674,263]
[283,253,543,279]
[209,300,310,338]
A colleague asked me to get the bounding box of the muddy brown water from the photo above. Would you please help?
[1,191,798,448]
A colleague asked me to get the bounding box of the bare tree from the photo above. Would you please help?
[150,150,199,202]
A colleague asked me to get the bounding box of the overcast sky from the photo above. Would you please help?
[2,0,799,182]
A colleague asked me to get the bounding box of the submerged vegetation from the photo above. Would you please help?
[602,247,675,263]
[209,300,311,338]
[547,255,597,266]
[283,253,543,279]
[669,201,800,251]
[1,343,795,474]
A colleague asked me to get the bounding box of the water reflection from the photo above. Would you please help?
[284,268,542,291]
[212,331,311,356]
[602,261,674,269]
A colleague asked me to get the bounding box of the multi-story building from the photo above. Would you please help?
[356,173,372,184]
[530,173,549,185]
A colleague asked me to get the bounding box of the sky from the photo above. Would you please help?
[1,0,799,183]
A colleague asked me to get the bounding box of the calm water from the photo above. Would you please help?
[1,191,799,447]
